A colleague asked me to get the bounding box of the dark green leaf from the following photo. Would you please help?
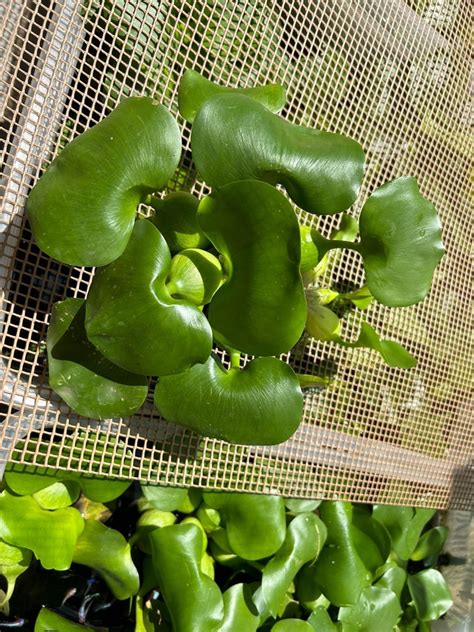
[28,97,181,266]
[167,248,222,305]
[352,506,391,573]
[407,569,452,621]
[198,180,306,356]
[203,492,286,560]
[294,565,323,611]
[85,219,212,376]
[150,191,209,252]
[220,584,259,632]
[372,506,436,560]
[192,94,364,215]
[141,485,202,513]
[155,355,303,445]
[47,298,148,419]
[0,491,84,570]
[338,586,402,632]
[410,527,448,562]
[150,524,224,632]
[178,68,286,122]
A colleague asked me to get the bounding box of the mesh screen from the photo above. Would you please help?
[1,0,472,509]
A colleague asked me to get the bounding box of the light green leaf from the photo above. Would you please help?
[259,513,327,617]
[271,620,314,631]
[34,608,106,630]
[219,583,259,632]
[338,586,402,632]
[72,519,139,600]
[85,219,212,376]
[407,569,452,621]
[167,248,222,306]
[198,180,306,356]
[372,506,436,560]
[32,480,80,510]
[28,97,181,266]
[305,293,341,342]
[155,355,303,445]
[47,298,148,419]
[150,191,209,252]
[141,485,202,513]
[133,509,177,554]
[376,566,407,601]
[410,526,448,561]
[0,491,84,570]
[307,607,338,631]
[300,225,319,273]
[284,499,322,513]
[197,503,221,532]
[351,506,391,573]
[203,492,286,560]
[192,94,364,215]
[0,539,32,606]
[150,523,224,632]
[178,68,286,123]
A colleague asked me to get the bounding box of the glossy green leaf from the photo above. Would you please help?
[407,569,452,621]
[150,524,224,632]
[294,565,323,611]
[155,355,303,445]
[178,68,286,122]
[32,480,80,510]
[300,226,319,273]
[338,586,402,632]
[271,621,314,631]
[372,506,436,560]
[312,502,372,606]
[28,97,181,266]
[376,566,407,601]
[410,526,448,561]
[352,506,391,573]
[167,248,222,305]
[141,485,202,513]
[47,298,148,419]
[284,499,322,513]
[86,219,212,376]
[0,491,84,570]
[150,191,209,252]
[73,519,139,600]
[358,178,445,307]
[203,492,286,560]
[259,513,327,618]
[197,503,221,532]
[0,540,32,606]
[220,583,259,632]
[192,94,365,215]
[133,509,177,554]
[305,294,341,342]
[34,608,102,631]
[307,607,338,631]
[198,180,306,356]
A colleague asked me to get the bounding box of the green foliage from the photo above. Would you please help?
[167,248,222,306]
[220,584,259,632]
[27,97,181,266]
[372,506,436,560]
[150,192,209,253]
[407,569,453,621]
[338,586,402,632]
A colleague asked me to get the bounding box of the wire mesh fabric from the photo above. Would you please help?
[1,0,472,509]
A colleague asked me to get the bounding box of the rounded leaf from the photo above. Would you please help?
[167,248,222,305]
[178,68,286,122]
[407,569,453,621]
[338,586,402,632]
[154,355,303,445]
[86,219,213,376]
[150,191,209,252]
[28,97,181,266]
[192,93,365,215]
[32,481,80,510]
[220,583,259,632]
[48,298,148,419]
[359,177,445,307]
[198,181,306,356]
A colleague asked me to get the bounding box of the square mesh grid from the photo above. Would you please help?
[1,0,472,509]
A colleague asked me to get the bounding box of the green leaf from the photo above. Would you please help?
[0,491,84,570]
[34,608,106,630]
[28,97,181,266]
[410,527,448,562]
[85,219,212,376]
[219,584,259,632]
[305,294,341,342]
[150,191,209,252]
[311,502,372,606]
[338,586,402,632]
[150,524,224,632]
[376,566,407,601]
[341,286,373,310]
[300,225,319,273]
[284,499,322,513]
[141,485,202,513]
[294,565,323,611]
[167,248,222,305]
[133,509,177,554]
[178,68,286,122]
[192,94,365,215]
[203,492,286,560]
[155,355,303,445]
[72,519,139,600]
[258,513,327,618]
[0,540,32,606]
[32,480,80,510]
[307,607,338,631]
[197,503,221,532]
[47,298,148,419]
[407,569,452,621]
[198,180,306,356]
[372,506,436,560]
[357,178,444,307]
[271,621,314,631]
[351,506,391,573]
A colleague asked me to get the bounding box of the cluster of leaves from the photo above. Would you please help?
[0,459,452,631]
[27,70,444,446]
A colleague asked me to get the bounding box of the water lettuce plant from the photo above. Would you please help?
[0,469,453,631]
[27,70,444,446]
